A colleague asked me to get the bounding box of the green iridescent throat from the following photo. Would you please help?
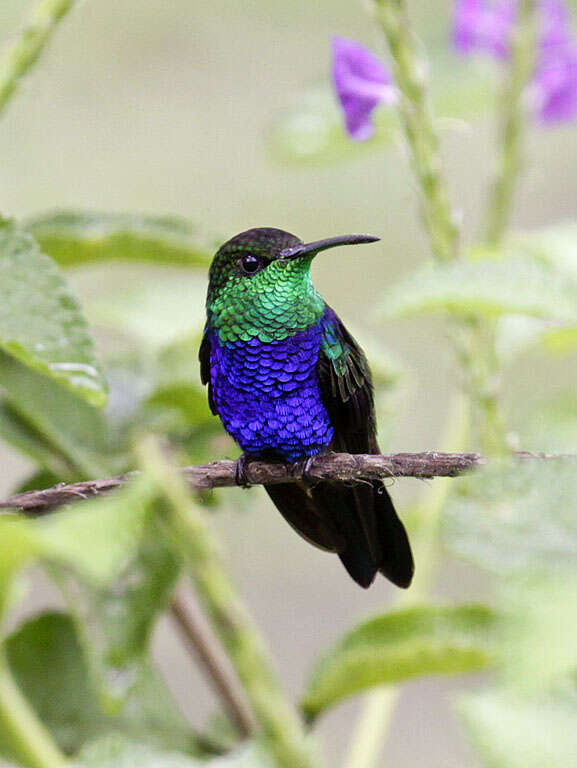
[208,256,325,344]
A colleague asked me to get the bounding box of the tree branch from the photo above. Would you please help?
[170,590,256,740]
[0,451,570,514]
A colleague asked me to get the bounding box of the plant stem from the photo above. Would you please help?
[372,0,531,454]
[140,440,319,768]
[0,653,68,768]
[474,0,537,452]
[170,589,256,739]
[0,0,77,117]
[451,317,508,455]
[372,0,459,264]
[342,688,399,768]
[342,395,469,768]
[485,0,538,246]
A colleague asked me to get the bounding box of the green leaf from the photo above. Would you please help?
[0,518,37,628]
[518,390,577,453]
[6,612,108,754]
[0,218,106,406]
[37,476,154,585]
[0,482,183,761]
[494,315,550,364]
[140,335,222,457]
[499,574,577,694]
[77,734,205,767]
[380,255,577,322]
[145,384,213,427]
[460,689,577,768]
[508,221,577,283]
[382,224,577,355]
[51,511,189,751]
[0,475,154,622]
[540,326,577,355]
[58,516,180,662]
[495,315,577,365]
[78,734,272,767]
[6,612,198,758]
[77,734,272,767]
[0,352,115,478]
[27,211,216,269]
[108,659,195,754]
[208,744,274,767]
[444,459,577,575]
[0,398,74,478]
[0,476,195,751]
[301,604,498,720]
[490,223,577,360]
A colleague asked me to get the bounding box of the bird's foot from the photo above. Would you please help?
[234,454,252,488]
[291,455,317,484]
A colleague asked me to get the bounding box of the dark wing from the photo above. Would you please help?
[316,309,377,453]
[315,309,414,588]
[199,325,217,415]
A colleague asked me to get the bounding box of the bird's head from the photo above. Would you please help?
[206,227,379,343]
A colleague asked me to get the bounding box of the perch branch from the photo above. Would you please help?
[0,451,570,514]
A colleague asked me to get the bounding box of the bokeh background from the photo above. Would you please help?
[1,0,577,765]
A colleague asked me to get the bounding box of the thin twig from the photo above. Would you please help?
[0,451,571,513]
[170,590,256,739]
[0,0,78,117]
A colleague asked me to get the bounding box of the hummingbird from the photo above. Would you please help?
[200,228,414,588]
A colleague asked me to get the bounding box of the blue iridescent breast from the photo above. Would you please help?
[208,322,333,462]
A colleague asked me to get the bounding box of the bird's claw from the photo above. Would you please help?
[291,456,316,484]
[234,454,251,488]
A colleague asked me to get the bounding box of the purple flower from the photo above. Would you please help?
[540,0,572,49]
[533,39,577,120]
[534,0,577,120]
[452,0,577,123]
[453,0,517,59]
[331,36,397,141]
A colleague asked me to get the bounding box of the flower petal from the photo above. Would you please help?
[452,0,577,124]
[332,36,396,142]
[453,0,517,59]
[534,40,577,121]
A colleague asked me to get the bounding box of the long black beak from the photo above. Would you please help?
[279,234,380,261]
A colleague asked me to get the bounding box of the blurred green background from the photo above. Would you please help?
[1,0,577,765]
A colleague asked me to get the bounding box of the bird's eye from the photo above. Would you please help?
[239,254,262,275]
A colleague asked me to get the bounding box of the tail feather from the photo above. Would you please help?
[265,480,414,589]
[373,483,414,588]
[315,483,379,588]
